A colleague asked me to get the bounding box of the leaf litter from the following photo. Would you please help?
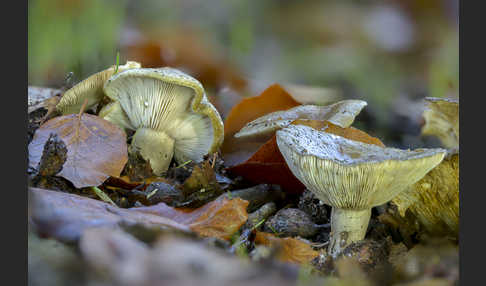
[27,83,459,286]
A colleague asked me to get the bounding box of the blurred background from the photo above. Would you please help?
[28,0,459,148]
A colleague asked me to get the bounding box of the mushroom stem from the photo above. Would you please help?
[328,207,371,258]
[130,128,175,175]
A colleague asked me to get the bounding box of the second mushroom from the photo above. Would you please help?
[276,124,446,257]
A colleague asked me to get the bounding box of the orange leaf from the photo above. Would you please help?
[134,195,249,241]
[28,114,128,188]
[254,232,320,264]
[221,84,301,166]
[227,120,384,193]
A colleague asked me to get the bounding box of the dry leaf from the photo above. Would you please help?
[134,195,249,240]
[28,187,190,243]
[227,120,384,193]
[31,187,249,242]
[221,84,301,166]
[227,136,305,193]
[254,232,320,264]
[28,113,128,188]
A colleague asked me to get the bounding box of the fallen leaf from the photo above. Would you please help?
[28,113,128,188]
[222,84,301,166]
[227,120,384,193]
[254,232,320,264]
[28,187,190,243]
[134,195,249,241]
[227,136,305,193]
[223,83,301,138]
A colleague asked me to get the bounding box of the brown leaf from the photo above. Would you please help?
[254,232,320,264]
[29,187,190,243]
[28,113,128,188]
[134,195,249,241]
[227,136,305,193]
[31,186,246,242]
[227,120,384,193]
[221,84,301,166]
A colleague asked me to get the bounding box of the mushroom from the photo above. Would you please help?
[102,67,224,175]
[276,125,446,257]
[98,101,134,131]
[234,100,367,140]
[56,61,141,115]
[391,149,459,238]
[421,97,459,149]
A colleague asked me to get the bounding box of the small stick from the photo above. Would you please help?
[211,152,217,168]
[91,186,117,207]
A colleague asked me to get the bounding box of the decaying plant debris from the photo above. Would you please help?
[28,76,459,286]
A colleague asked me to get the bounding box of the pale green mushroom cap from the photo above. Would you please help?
[103,67,224,174]
[56,61,141,115]
[234,100,367,139]
[276,125,446,209]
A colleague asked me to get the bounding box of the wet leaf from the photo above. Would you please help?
[254,232,320,264]
[227,120,384,193]
[221,84,301,166]
[28,113,128,188]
